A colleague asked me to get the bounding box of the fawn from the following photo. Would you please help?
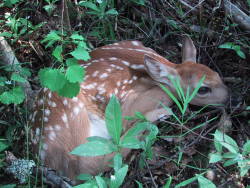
[30,36,228,179]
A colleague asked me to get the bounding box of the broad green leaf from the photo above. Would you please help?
[0,31,13,38]
[39,68,66,91]
[70,140,115,156]
[70,33,84,41]
[240,166,250,177]
[79,1,100,12]
[0,141,9,152]
[11,73,26,83]
[219,42,235,49]
[0,76,7,86]
[76,174,93,181]
[95,176,107,188]
[129,0,145,6]
[121,122,149,149]
[0,86,25,104]
[236,50,246,59]
[57,81,80,98]
[243,140,250,155]
[0,184,16,188]
[105,95,122,145]
[197,175,216,188]
[66,58,78,66]
[223,158,238,167]
[52,45,63,62]
[110,165,128,188]
[41,30,61,48]
[105,9,118,15]
[209,153,222,163]
[222,152,238,159]
[66,65,84,83]
[113,153,122,172]
[19,67,31,77]
[70,46,90,61]
[214,130,239,154]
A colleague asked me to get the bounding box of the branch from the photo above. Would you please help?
[223,0,250,31]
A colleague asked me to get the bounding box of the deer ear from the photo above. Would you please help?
[144,55,178,87]
[182,35,197,63]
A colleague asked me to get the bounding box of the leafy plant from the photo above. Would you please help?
[71,95,158,187]
[39,31,89,98]
[78,0,118,40]
[159,76,207,124]
[219,42,246,59]
[209,130,250,176]
[43,0,59,16]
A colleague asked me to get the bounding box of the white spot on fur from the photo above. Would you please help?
[73,107,80,115]
[63,99,68,106]
[131,64,144,69]
[43,144,48,150]
[128,80,133,84]
[123,80,128,84]
[92,71,99,77]
[132,41,140,46]
[45,109,50,116]
[43,117,48,122]
[121,60,130,66]
[100,73,108,79]
[117,81,121,87]
[48,131,56,141]
[54,125,61,131]
[79,102,84,108]
[114,88,118,95]
[132,75,138,80]
[48,92,52,98]
[109,57,118,61]
[62,113,68,124]
[88,113,111,139]
[106,68,112,72]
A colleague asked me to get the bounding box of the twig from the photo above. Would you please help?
[223,0,250,31]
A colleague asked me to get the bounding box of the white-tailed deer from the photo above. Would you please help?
[30,36,228,179]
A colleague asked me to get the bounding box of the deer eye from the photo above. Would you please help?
[198,86,211,95]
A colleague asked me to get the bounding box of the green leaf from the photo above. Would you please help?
[73,181,98,188]
[222,152,238,159]
[243,140,250,155]
[214,130,239,154]
[105,95,122,145]
[0,86,25,104]
[197,175,216,188]
[209,153,222,163]
[95,176,107,188]
[39,68,66,91]
[113,153,123,172]
[120,122,149,149]
[219,42,235,49]
[129,0,145,6]
[223,158,238,167]
[66,65,84,83]
[163,176,172,188]
[70,33,84,41]
[66,58,79,66]
[0,140,9,152]
[236,50,246,59]
[110,165,128,188]
[0,31,13,38]
[70,46,90,61]
[41,30,61,48]
[11,73,26,83]
[57,80,80,98]
[0,76,7,86]
[76,174,93,181]
[70,140,115,156]
[0,184,16,188]
[105,9,118,16]
[52,45,63,62]
[175,175,198,187]
[79,1,100,12]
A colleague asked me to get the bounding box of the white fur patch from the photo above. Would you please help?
[88,113,111,139]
